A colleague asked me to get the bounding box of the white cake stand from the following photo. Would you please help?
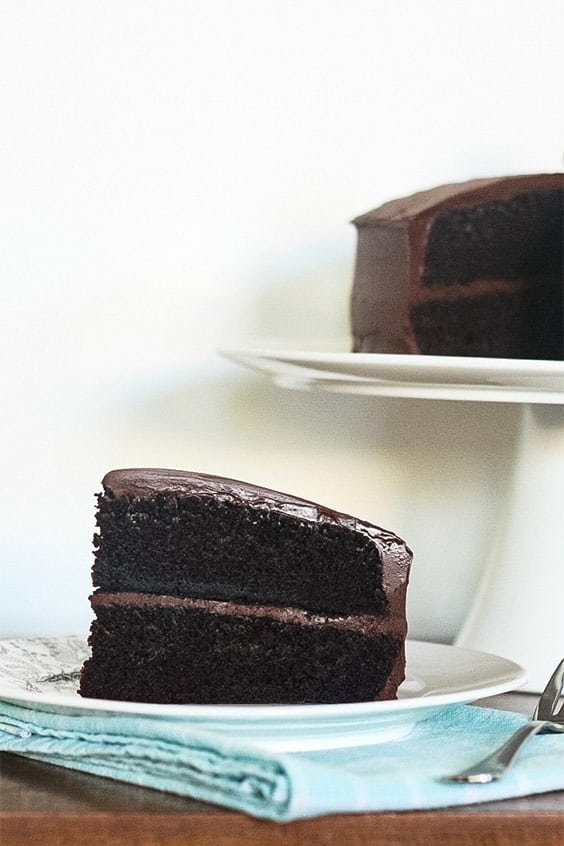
[222,348,564,692]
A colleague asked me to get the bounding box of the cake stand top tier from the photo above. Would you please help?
[221,348,564,405]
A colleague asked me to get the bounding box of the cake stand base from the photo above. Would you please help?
[455,403,564,692]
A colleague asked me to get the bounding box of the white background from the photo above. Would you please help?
[1,0,562,641]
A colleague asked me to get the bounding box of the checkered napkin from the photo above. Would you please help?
[0,699,562,821]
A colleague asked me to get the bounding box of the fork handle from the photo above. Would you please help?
[443,721,546,784]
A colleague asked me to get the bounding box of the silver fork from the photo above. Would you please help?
[443,658,564,784]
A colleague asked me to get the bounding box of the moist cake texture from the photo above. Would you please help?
[79,469,412,705]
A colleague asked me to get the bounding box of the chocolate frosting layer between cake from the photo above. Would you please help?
[90,591,408,637]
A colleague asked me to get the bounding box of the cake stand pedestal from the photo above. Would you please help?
[222,348,564,692]
[455,403,564,691]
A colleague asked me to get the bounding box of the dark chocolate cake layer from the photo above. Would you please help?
[93,469,411,617]
[351,173,564,359]
[79,593,406,704]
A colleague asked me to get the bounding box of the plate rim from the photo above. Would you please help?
[220,346,564,403]
[222,346,564,376]
[0,636,527,722]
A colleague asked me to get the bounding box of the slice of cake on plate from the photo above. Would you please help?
[79,468,412,704]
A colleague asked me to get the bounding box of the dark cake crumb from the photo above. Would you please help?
[93,492,388,615]
[422,189,563,288]
[411,286,563,359]
[79,596,402,705]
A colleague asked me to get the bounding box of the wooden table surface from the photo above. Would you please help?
[1,692,562,846]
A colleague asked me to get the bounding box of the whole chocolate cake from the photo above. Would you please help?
[351,173,563,359]
[79,469,412,705]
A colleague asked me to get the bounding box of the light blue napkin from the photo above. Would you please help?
[0,699,562,820]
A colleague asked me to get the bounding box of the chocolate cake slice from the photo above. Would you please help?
[351,173,563,359]
[79,469,412,704]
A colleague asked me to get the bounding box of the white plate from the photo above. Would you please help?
[0,637,526,751]
[221,348,564,404]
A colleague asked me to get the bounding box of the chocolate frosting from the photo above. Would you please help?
[353,173,564,225]
[90,591,407,637]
